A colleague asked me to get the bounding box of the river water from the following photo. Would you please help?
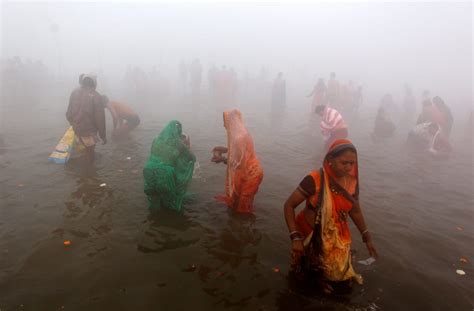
[0,82,472,310]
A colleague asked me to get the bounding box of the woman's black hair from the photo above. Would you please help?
[327,144,357,159]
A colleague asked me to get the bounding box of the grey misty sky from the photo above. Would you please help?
[1,1,472,105]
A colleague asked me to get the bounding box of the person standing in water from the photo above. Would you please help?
[326,72,340,107]
[307,78,327,112]
[211,109,264,214]
[315,104,348,150]
[66,73,106,165]
[283,139,377,293]
[102,96,140,138]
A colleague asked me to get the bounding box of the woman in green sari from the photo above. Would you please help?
[143,120,196,211]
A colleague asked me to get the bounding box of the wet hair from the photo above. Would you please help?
[315,105,326,114]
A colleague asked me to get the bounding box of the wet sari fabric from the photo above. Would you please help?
[296,139,361,282]
[216,109,263,213]
[143,120,196,212]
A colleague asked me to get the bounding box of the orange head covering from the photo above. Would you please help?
[323,138,359,199]
[217,109,263,213]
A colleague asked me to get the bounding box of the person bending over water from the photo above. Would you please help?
[315,104,348,150]
[407,122,452,158]
[143,120,196,212]
[102,96,140,138]
[284,139,377,293]
[211,109,263,214]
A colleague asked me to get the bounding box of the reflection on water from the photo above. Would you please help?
[0,87,472,310]
[137,211,200,254]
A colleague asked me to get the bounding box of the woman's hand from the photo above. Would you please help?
[365,241,378,259]
[211,146,228,163]
[211,155,227,164]
[291,240,305,263]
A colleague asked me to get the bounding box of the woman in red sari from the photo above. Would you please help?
[212,109,264,213]
[283,139,377,292]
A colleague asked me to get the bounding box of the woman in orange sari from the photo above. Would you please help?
[283,139,377,292]
[212,109,264,213]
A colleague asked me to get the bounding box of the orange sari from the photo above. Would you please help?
[216,109,264,213]
[295,139,361,282]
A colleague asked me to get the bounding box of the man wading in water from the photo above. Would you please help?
[66,74,107,167]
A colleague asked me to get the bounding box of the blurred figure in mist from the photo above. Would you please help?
[326,72,340,108]
[409,94,453,158]
[416,96,452,136]
[432,96,453,137]
[307,78,327,113]
[372,106,396,140]
[352,86,363,112]
[215,65,236,106]
[339,80,355,111]
[66,74,107,165]
[189,58,202,96]
[208,64,217,99]
[403,84,416,124]
[103,96,140,138]
[271,72,286,110]
[178,60,188,95]
[407,122,451,158]
[315,104,348,150]
[379,93,400,124]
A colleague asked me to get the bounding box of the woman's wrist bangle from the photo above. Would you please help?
[289,231,302,241]
[361,229,369,235]
[291,237,304,241]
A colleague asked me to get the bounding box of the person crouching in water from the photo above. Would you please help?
[143,120,196,212]
[407,122,452,158]
[211,109,264,214]
[315,104,348,150]
[102,96,140,138]
[66,74,106,165]
[283,139,378,294]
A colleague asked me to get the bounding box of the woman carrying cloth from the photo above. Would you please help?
[283,139,377,292]
[143,120,196,212]
[212,109,264,213]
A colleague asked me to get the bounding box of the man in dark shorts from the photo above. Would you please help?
[102,96,140,137]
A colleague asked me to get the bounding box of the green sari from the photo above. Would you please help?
[143,120,196,211]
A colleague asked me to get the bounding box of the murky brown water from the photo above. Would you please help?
[0,82,472,310]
